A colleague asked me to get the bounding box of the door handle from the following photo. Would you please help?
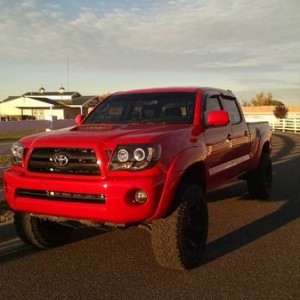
[227,133,232,141]
[244,131,248,137]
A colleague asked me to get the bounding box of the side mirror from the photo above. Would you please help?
[206,110,230,127]
[75,114,86,125]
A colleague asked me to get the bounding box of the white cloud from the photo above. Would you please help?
[21,0,36,8]
[0,0,299,102]
[1,0,299,67]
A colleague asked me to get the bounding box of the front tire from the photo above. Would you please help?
[151,184,208,270]
[247,152,272,199]
[14,212,73,249]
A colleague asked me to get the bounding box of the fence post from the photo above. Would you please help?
[270,120,273,131]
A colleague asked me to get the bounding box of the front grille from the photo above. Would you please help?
[28,148,100,175]
[17,189,106,204]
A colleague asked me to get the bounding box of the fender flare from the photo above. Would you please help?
[150,146,206,220]
[249,129,272,172]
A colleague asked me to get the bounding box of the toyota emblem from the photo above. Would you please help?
[53,153,69,167]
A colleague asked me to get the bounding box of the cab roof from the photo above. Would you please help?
[114,87,235,97]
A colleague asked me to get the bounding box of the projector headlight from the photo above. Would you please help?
[110,144,161,171]
[11,142,24,167]
[117,149,129,162]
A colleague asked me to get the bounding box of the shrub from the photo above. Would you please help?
[273,104,289,119]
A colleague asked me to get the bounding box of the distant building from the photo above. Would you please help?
[0,87,100,121]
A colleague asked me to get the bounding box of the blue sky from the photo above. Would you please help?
[0,0,299,104]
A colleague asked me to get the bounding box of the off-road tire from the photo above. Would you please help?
[151,184,208,270]
[247,152,272,199]
[14,212,73,249]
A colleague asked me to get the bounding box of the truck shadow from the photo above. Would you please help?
[271,132,296,163]
[203,197,299,265]
[203,133,300,265]
[0,227,106,264]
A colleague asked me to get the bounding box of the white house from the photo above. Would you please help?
[0,87,100,120]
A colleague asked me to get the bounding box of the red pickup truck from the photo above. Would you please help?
[3,87,272,270]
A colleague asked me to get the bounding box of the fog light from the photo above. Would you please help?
[134,190,148,204]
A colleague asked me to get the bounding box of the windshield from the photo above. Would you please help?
[84,92,196,125]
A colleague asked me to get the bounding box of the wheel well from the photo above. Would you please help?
[166,162,206,215]
[179,162,206,193]
[241,140,271,180]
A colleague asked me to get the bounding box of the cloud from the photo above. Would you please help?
[21,0,36,8]
[1,1,299,65]
[0,0,299,97]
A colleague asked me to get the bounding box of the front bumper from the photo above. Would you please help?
[3,168,165,224]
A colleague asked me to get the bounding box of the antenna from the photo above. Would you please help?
[67,59,70,91]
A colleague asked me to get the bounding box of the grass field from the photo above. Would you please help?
[0,129,44,144]
[0,130,44,167]
[0,155,10,167]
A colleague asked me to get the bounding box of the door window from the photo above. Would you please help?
[221,98,242,124]
[203,95,222,126]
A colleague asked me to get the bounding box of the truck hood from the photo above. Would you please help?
[21,123,193,149]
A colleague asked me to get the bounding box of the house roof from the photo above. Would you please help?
[70,96,99,106]
[1,93,99,106]
[56,96,98,106]
[1,93,99,108]
[28,97,64,106]
[2,96,19,103]
[23,91,81,97]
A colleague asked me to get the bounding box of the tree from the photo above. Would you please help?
[98,92,111,102]
[273,104,289,119]
[241,99,251,106]
[251,92,283,106]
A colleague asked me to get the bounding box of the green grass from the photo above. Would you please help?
[0,129,44,144]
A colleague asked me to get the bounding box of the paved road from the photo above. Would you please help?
[0,132,299,300]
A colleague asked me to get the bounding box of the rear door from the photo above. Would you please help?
[220,93,252,176]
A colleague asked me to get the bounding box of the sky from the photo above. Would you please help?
[0,0,299,105]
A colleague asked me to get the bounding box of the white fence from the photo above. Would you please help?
[244,114,300,134]
[270,118,300,133]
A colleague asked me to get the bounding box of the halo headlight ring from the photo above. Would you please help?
[133,148,146,162]
[111,144,161,171]
[117,149,129,162]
